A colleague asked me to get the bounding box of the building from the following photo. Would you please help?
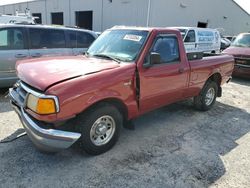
[0,0,249,35]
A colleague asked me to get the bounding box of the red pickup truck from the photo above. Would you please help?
[223,33,250,78]
[9,26,234,155]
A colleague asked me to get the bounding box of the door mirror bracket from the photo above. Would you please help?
[143,52,161,68]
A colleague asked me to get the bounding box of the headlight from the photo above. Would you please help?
[27,94,58,115]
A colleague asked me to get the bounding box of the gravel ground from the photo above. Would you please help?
[0,78,250,188]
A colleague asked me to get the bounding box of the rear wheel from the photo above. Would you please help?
[75,103,122,155]
[194,81,218,111]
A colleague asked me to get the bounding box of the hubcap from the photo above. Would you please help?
[90,115,116,146]
[205,88,215,106]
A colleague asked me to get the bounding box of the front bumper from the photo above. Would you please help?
[233,64,250,78]
[9,88,81,152]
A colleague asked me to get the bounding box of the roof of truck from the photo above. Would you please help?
[111,25,180,32]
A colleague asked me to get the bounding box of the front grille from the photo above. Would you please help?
[10,82,55,129]
[10,81,29,107]
[234,56,250,66]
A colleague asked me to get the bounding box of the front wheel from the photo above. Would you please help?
[194,81,218,111]
[75,103,122,155]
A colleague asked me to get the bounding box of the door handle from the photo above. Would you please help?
[178,68,184,73]
[31,53,42,58]
[15,54,27,58]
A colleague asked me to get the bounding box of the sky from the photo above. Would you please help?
[0,0,36,6]
[234,0,250,14]
[0,0,249,14]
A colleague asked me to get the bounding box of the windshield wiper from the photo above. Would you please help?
[92,54,121,64]
[85,51,89,56]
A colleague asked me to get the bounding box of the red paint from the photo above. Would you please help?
[223,46,250,78]
[16,28,234,124]
[16,56,120,91]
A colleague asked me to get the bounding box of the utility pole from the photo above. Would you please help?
[69,0,71,26]
[101,0,104,31]
[146,0,151,27]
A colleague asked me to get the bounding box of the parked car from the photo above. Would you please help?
[224,35,236,42]
[9,26,234,155]
[0,24,98,88]
[95,31,102,36]
[220,37,231,51]
[223,33,250,78]
[174,27,221,53]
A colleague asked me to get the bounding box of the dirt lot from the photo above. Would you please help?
[0,78,250,188]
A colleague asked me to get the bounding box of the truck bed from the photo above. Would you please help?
[188,54,234,96]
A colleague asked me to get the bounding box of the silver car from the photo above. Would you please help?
[0,24,98,88]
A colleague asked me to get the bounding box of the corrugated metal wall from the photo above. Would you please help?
[0,0,249,35]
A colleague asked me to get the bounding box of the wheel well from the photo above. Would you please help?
[86,98,128,121]
[209,73,222,85]
[208,73,222,97]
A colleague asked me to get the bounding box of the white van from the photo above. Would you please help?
[174,27,221,53]
[0,10,35,24]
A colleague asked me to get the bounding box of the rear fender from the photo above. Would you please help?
[203,72,222,97]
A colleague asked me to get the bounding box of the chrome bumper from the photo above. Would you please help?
[9,88,81,152]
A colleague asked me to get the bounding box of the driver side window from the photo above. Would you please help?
[151,35,180,64]
[184,30,195,43]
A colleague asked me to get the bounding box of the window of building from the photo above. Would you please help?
[197,22,207,28]
[75,11,93,30]
[32,13,42,24]
[51,12,64,25]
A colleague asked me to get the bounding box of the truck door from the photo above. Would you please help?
[184,30,196,53]
[139,34,189,113]
[0,27,29,87]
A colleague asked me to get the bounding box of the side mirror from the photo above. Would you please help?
[143,52,161,68]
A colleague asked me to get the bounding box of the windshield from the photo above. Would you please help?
[87,29,149,62]
[231,34,250,47]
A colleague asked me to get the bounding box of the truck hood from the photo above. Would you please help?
[16,56,120,91]
[223,46,250,57]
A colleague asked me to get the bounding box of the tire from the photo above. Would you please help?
[194,81,218,111]
[75,103,122,155]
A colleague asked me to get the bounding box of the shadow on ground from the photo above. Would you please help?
[231,76,250,86]
[0,129,26,143]
[0,100,249,187]
[0,88,9,95]
[0,88,13,113]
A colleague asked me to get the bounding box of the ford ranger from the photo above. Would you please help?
[9,26,234,155]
